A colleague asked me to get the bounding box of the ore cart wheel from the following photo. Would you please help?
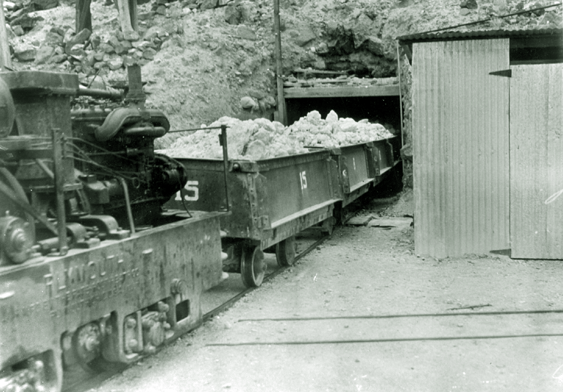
[321,217,335,236]
[240,245,266,288]
[275,236,296,267]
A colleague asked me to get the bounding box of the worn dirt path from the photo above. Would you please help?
[91,190,563,392]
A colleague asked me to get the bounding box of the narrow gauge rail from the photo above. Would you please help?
[61,231,329,392]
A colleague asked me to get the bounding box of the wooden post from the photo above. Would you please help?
[396,41,404,148]
[0,0,13,70]
[273,0,286,125]
[75,0,92,33]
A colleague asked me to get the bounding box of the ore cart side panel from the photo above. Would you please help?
[168,151,340,247]
[252,151,340,246]
[256,151,337,224]
[166,159,253,235]
[371,136,401,182]
[331,143,373,207]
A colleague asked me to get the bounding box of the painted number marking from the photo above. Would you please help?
[299,171,307,191]
[175,180,199,201]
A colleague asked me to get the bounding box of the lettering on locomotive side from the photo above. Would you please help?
[44,250,137,298]
[2,247,156,322]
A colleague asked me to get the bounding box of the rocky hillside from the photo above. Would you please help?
[3,0,562,138]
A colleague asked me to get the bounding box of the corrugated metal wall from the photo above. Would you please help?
[412,39,510,258]
[510,64,563,259]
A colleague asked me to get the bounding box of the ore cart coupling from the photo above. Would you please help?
[0,71,229,392]
[166,136,401,288]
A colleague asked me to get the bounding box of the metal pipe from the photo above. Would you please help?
[168,126,230,133]
[34,159,55,180]
[219,125,230,212]
[51,128,68,255]
[118,177,135,234]
[76,87,123,100]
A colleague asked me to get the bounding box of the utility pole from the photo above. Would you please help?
[273,0,286,125]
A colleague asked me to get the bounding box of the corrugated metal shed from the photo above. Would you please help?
[510,64,563,259]
[404,26,563,259]
[412,39,510,258]
[399,27,563,43]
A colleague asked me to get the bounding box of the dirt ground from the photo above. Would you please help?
[90,188,563,392]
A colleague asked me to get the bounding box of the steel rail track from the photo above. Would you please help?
[202,233,328,321]
[63,233,328,392]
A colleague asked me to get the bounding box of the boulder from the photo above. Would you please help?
[235,25,256,40]
[83,51,96,66]
[90,34,101,49]
[50,26,65,36]
[122,55,136,67]
[460,0,478,9]
[400,143,412,162]
[224,3,242,25]
[5,25,15,40]
[142,47,156,60]
[108,35,120,48]
[47,54,67,64]
[12,25,25,36]
[352,13,377,48]
[68,44,86,59]
[65,28,91,55]
[11,12,43,30]
[240,96,258,110]
[144,25,167,40]
[293,24,316,46]
[108,56,123,70]
[70,28,91,45]
[45,31,64,45]
[199,0,217,10]
[93,61,107,70]
[365,36,384,56]
[122,30,140,41]
[99,42,115,54]
[31,0,58,11]
[13,43,36,61]
[35,44,55,64]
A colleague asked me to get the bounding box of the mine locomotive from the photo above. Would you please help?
[0,71,227,391]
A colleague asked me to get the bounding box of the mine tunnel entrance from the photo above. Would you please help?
[285,95,402,134]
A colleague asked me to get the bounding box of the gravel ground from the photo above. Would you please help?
[90,189,563,392]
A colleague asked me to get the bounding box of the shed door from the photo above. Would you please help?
[510,64,563,259]
[413,39,510,258]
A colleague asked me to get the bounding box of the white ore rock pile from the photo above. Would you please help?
[163,110,394,160]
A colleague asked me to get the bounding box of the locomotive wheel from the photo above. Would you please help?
[275,236,296,267]
[240,245,266,288]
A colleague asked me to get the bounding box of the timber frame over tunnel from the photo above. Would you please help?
[398,28,563,259]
